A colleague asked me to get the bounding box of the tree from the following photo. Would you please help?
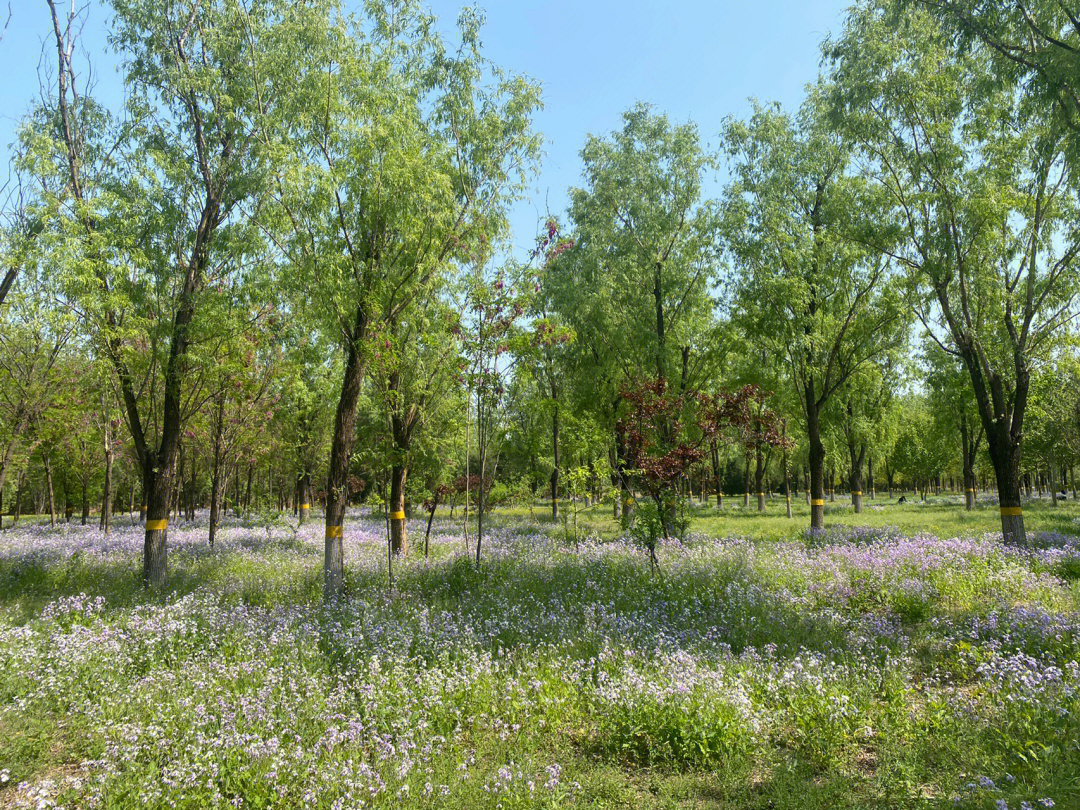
[554,105,723,525]
[373,301,462,556]
[274,326,337,525]
[831,1,1080,543]
[723,91,909,530]
[924,340,984,509]
[524,220,575,521]
[1025,353,1079,504]
[268,3,541,595]
[33,0,324,585]
[835,360,897,513]
[617,379,783,565]
[456,263,530,567]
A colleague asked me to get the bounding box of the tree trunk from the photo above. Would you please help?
[424,490,440,560]
[550,400,559,521]
[475,390,486,568]
[710,441,722,508]
[807,396,825,530]
[232,464,242,516]
[100,439,113,534]
[1048,452,1058,507]
[42,449,56,528]
[298,471,311,525]
[848,441,865,514]
[81,472,89,525]
[187,454,197,521]
[615,428,632,529]
[325,310,369,598]
[754,447,766,512]
[209,394,225,548]
[63,471,73,522]
[13,471,24,524]
[244,462,253,514]
[783,437,792,519]
[142,459,169,587]
[0,434,20,505]
[983,421,1025,545]
[743,451,751,508]
[390,464,407,556]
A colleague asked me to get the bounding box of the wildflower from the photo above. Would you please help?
[545,763,562,790]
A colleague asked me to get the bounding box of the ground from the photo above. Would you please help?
[1,494,1078,809]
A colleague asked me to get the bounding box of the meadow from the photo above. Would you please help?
[1,496,1079,809]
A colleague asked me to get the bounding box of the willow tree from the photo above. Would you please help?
[554,105,723,522]
[30,0,326,585]
[831,1,1080,543]
[268,3,541,597]
[276,327,337,525]
[524,222,576,521]
[723,92,909,530]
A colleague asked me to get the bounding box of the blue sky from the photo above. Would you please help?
[0,0,851,258]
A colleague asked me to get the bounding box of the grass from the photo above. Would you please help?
[0,497,1078,809]
[528,491,1080,542]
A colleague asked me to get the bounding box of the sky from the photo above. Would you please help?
[0,0,852,259]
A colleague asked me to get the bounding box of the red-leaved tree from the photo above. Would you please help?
[617,379,789,565]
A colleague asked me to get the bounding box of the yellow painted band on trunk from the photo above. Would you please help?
[757,493,765,496]
[1000,507,1023,516]
[624,498,633,506]
[390,511,406,520]
[966,489,975,493]
[326,525,343,539]
[852,491,862,495]
[145,519,167,531]
[301,503,311,509]
[811,499,825,506]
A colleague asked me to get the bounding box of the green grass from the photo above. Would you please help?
[523,491,1080,542]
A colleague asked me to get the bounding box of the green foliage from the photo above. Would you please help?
[627,497,689,559]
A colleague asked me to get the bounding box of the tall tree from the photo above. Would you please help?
[268,3,541,596]
[374,302,462,556]
[831,1,1080,543]
[723,92,909,530]
[555,105,723,524]
[34,0,323,584]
